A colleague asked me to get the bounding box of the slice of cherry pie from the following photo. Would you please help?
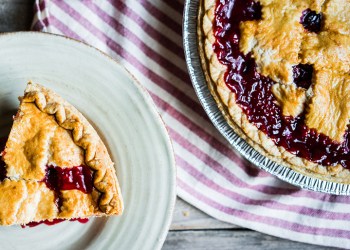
[198,0,350,182]
[0,82,123,225]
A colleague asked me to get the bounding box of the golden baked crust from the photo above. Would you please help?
[0,82,123,225]
[0,179,57,226]
[271,84,306,117]
[198,0,350,183]
[5,101,85,180]
[306,70,350,142]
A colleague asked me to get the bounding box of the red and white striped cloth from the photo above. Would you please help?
[32,1,350,248]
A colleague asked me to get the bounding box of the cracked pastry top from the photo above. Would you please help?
[198,0,350,182]
[0,82,123,226]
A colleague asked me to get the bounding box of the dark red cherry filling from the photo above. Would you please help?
[300,8,323,33]
[293,64,314,89]
[44,165,93,194]
[21,218,89,228]
[44,165,93,209]
[214,0,350,168]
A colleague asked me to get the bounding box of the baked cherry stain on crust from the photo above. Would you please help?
[213,0,350,167]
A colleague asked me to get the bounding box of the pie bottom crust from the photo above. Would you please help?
[198,0,350,184]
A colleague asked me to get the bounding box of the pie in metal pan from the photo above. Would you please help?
[197,0,350,184]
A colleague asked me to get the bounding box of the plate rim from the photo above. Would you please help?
[183,0,350,195]
[0,31,176,249]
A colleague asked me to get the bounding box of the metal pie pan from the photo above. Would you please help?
[183,0,350,195]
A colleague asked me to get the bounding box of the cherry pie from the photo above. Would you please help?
[0,82,123,225]
[198,0,350,182]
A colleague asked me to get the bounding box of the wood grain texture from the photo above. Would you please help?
[0,1,339,249]
[163,230,334,250]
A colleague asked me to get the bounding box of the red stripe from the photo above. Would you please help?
[137,0,182,35]
[109,0,184,57]
[49,15,84,41]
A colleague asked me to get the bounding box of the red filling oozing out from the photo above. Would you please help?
[44,165,93,194]
[21,218,89,228]
[213,0,350,167]
[44,165,93,210]
[22,166,93,228]
[21,166,93,228]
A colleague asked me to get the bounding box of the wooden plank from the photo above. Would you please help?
[171,198,238,230]
[163,230,335,250]
[0,0,34,32]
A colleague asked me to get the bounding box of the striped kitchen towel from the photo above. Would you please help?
[32,0,350,248]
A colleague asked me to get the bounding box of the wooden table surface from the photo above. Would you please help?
[2,1,334,249]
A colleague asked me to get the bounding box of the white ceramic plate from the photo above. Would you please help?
[0,32,176,250]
